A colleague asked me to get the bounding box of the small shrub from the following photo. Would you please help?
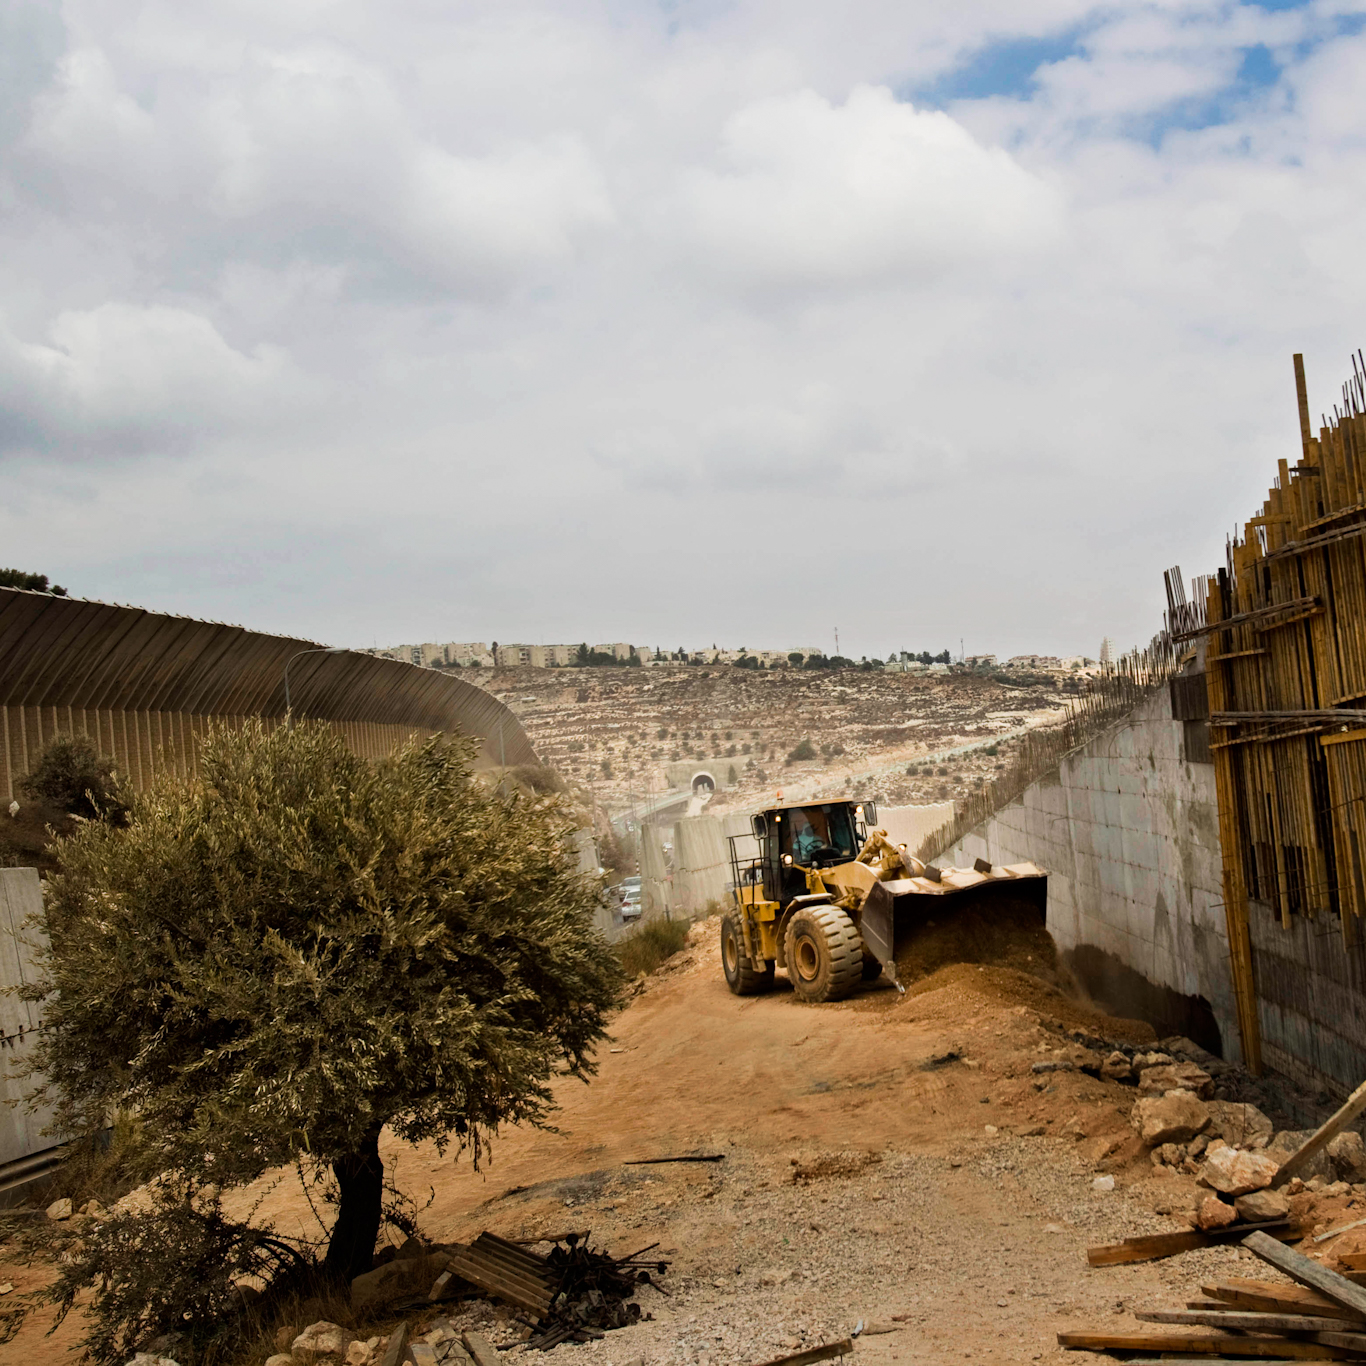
[618,917,689,977]
[19,734,127,822]
[786,738,817,764]
[506,763,565,794]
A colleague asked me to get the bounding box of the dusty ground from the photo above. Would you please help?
[3,915,1342,1366]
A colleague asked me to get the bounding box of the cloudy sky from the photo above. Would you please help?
[2,0,1364,661]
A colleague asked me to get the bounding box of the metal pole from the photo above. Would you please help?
[282,647,348,731]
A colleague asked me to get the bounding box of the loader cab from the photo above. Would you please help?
[751,800,875,907]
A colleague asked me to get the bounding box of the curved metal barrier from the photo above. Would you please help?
[0,586,536,799]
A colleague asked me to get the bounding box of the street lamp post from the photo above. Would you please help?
[283,646,348,729]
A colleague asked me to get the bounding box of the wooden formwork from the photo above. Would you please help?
[1177,352,1366,1072]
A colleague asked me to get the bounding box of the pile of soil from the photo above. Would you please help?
[891,896,1068,991]
[851,895,1157,1045]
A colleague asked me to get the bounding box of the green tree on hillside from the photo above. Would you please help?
[0,568,67,595]
[21,723,622,1299]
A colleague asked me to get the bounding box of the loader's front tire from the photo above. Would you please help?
[722,914,774,996]
[785,904,863,1003]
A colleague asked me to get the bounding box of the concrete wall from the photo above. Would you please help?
[671,815,730,918]
[940,688,1237,1060]
[1248,899,1366,1096]
[880,803,954,853]
[0,868,61,1202]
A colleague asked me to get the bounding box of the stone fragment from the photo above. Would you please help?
[1194,1194,1238,1230]
[1135,1051,1174,1069]
[124,1356,180,1366]
[1092,1175,1115,1193]
[1132,1090,1211,1146]
[1235,1187,1291,1222]
[351,1255,445,1311]
[275,1325,299,1351]
[45,1197,72,1221]
[1207,1101,1274,1150]
[1329,1132,1366,1183]
[1150,1142,1184,1167]
[1201,1139,1279,1196]
[1137,1062,1215,1100]
[293,1321,354,1360]
[1162,1035,1218,1064]
[1101,1051,1131,1081]
[80,1199,105,1217]
[1267,1130,1334,1182]
[345,1338,382,1365]
[1031,1060,1074,1074]
[265,1358,294,1366]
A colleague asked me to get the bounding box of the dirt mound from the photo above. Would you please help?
[900,961,1156,1043]
[893,896,1070,990]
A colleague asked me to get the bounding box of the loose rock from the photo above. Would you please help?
[294,1321,354,1360]
[45,1197,73,1221]
[1201,1139,1279,1196]
[1132,1091,1211,1146]
[1194,1194,1238,1230]
[1329,1131,1366,1183]
[1100,1051,1131,1082]
[1207,1101,1274,1150]
[1137,1062,1215,1100]
[1235,1187,1290,1222]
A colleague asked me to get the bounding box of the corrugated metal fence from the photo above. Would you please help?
[0,587,536,799]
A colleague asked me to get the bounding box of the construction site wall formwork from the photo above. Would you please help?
[0,587,537,801]
[1164,355,1366,1095]
[940,686,1237,1063]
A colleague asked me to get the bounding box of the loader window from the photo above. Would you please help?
[785,804,857,865]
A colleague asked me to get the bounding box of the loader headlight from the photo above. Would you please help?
[782,854,793,866]
[855,804,864,818]
[898,843,907,851]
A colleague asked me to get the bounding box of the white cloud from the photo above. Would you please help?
[3,1,1366,658]
[674,84,1062,285]
[0,303,295,455]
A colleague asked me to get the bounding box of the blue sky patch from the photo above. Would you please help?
[912,29,1087,104]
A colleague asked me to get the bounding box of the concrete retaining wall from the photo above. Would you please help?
[940,688,1237,1060]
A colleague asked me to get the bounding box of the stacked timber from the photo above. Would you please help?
[1062,1230,1366,1360]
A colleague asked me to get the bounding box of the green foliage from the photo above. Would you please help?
[785,738,817,763]
[43,1179,307,1365]
[787,652,804,666]
[22,722,623,1300]
[506,763,566,795]
[0,567,66,595]
[18,733,128,822]
[617,917,689,977]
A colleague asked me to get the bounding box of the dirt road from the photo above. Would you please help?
[5,918,1290,1364]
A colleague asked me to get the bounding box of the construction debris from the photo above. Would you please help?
[435,1231,669,1351]
[520,1235,670,1350]
[1065,1228,1366,1359]
[622,1154,726,1165]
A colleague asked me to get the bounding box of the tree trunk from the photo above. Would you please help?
[325,1125,384,1286]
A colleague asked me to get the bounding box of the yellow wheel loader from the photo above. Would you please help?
[720,799,1046,1003]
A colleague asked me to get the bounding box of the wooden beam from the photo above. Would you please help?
[1296,353,1314,456]
[1243,1230,1366,1318]
[1057,1329,1353,1358]
[1204,1279,1366,1323]
[1087,1223,1292,1267]
[1270,1079,1366,1187]
[1321,730,1366,749]
[1137,1309,1356,1332]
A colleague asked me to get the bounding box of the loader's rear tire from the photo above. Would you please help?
[722,914,774,996]
[784,905,863,1003]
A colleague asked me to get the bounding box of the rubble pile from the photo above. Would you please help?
[522,1235,670,1349]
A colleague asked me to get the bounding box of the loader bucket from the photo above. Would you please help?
[858,862,1048,989]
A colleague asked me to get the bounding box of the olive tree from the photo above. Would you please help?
[23,722,622,1286]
